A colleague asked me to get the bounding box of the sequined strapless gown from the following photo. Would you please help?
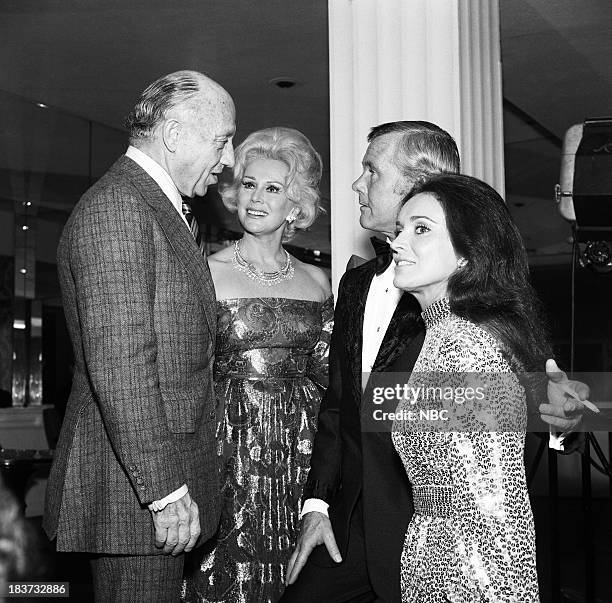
[183,296,333,603]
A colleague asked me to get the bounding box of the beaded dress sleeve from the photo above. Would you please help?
[441,325,538,602]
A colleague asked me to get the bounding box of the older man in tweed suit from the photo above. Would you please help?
[44,71,235,601]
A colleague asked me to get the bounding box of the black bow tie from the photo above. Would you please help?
[371,236,393,275]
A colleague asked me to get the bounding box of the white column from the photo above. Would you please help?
[328,0,504,293]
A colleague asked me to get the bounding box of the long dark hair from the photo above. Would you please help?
[406,173,552,373]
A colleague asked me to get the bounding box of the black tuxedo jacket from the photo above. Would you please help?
[302,257,425,602]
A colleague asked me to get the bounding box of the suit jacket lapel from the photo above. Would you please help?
[118,157,217,339]
[347,261,377,404]
[371,291,423,373]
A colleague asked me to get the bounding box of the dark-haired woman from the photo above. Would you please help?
[390,174,543,601]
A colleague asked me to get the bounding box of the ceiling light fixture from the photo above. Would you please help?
[269,77,301,89]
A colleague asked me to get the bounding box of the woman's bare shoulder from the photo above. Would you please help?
[208,245,234,265]
[292,257,332,298]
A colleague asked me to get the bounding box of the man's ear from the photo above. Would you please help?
[161,119,180,152]
[394,175,416,198]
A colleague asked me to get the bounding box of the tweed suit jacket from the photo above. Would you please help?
[302,256,425,602]
[43,156,219,555]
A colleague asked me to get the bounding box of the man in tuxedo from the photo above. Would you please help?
[282,121,586,602]
[44,71,235,601]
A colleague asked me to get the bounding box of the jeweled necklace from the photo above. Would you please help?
[232,239,295,287]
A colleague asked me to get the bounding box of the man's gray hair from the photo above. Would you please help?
[368,121,460,185]
[124,70,207,144]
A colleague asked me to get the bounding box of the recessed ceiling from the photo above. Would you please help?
[1,0,611,258]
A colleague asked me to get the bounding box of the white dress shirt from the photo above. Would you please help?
[125,145,189,228]
[361,261,403,380]
[125,145,190,510]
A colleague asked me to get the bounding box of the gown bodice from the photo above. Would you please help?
[215,296,332,381]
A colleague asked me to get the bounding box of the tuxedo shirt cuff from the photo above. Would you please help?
[148,484,188,512]
[300,498,329,519]
[549,432,565,452]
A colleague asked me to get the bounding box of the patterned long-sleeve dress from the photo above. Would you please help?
[391,297,539,602]
[183,296,333,603]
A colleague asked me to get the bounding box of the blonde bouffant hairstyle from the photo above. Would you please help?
[219,127,323,241]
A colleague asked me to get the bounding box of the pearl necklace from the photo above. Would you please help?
[232,240,295,287]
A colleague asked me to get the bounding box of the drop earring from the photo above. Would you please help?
[457,258,467,268]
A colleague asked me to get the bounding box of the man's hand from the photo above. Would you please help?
[151,491,200,556]
[542,359,589,432]
[285,511,342,586]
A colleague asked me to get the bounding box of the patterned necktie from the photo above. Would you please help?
[182,201,206,255]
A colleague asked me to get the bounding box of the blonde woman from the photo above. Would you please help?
[183,128,332,603]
